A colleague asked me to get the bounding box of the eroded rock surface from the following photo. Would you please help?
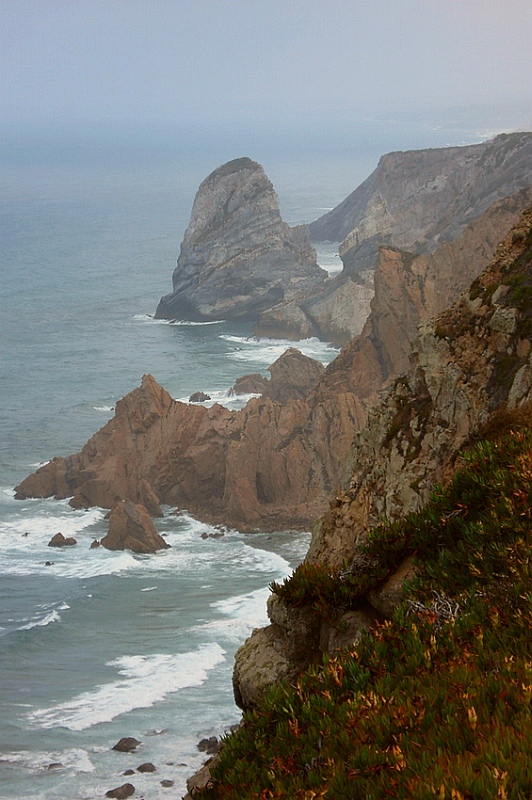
[15,198,530,533]
[232,205,532,708]
[155,157,326,323]
[102,499,170,554]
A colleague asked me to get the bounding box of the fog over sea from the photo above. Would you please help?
[0,119,504,798]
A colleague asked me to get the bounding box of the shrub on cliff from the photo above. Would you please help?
[198,415,532,799]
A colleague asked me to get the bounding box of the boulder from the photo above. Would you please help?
[155,157,326,323]
[48,532,77,547]
[137,762,156,773]
[105,784,135,799]
[102,500,170,554]
[228,372,269,396]
[112,737,141,753]
[189,391,211,403]
[262,347,325,404]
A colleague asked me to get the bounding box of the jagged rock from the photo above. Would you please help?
[189,391,211,403]
[14,369,366,532]
[89,539,100,549]
[160,780,174,788]
[228,373,269,396]
[15,195,531,533]
[311,190,532,405]
[105,784,135,799]
[308,204,532,569]
[112,737,141,753]
[101,500,170,554]
[262,348,325,404]
[232,204,532,708]
[155,157,326,323]
[48,533,77,547]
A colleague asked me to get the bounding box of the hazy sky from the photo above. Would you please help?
[1,0,531,132]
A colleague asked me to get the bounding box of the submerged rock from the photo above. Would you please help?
[189,391,211,403]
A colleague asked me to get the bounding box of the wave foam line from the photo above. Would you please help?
[27,643,226,731]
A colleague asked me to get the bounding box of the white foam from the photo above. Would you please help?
[141,586,157,592]
[133,314,224,326]
[220,334,338,366]
[93,405,114,413]
[27,643,226,731]
[17,608,61,631]
[0,747,94,774]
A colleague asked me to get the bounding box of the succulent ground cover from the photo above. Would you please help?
[199,410,532,799]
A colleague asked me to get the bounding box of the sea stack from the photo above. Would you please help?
[155,157,326,323]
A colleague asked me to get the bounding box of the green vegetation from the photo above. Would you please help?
[198,414,532,799]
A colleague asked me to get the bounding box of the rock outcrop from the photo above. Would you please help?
[309,131,532,273]
[101,499,170,554]
[155,157,327,323]
[15,196,532,532]
[232,205,532,708]
[297,132,532,344]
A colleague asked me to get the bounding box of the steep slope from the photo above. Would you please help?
[231,204,532,711]
[155,157,326,322]
[309,131,532,275]
[198,418,532,798]
[15,198,531,533]
[299,132,532,344]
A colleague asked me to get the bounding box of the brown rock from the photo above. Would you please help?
[228,372,269,396]
[48,533,77,547]
[101,500,170,554]
[112,737,141,753]
[15,197,530,534]
[137,762,156,773]
[105,784,135,799]
[367,557,417,618]
[262,347,325,404]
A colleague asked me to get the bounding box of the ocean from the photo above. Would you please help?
[0,119,501,798]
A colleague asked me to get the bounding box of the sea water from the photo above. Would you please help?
[0,121,496,798]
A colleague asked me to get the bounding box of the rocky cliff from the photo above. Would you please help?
[232,204,532,711]
[309,131,532,274]
[300,132,532,344]
[14,350,366,532]
[155,157,327,322]
[15,194,532,533]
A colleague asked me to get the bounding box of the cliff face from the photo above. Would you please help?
[14,352,366,532]
[300,132,532,344]
[231,205,532,712]
[155,157,326,322]
[15,195,532,533]
[309,203,532,568]
[309,132,532,275]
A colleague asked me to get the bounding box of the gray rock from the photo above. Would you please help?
[189,391,211,403]
[155,157,326,323]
